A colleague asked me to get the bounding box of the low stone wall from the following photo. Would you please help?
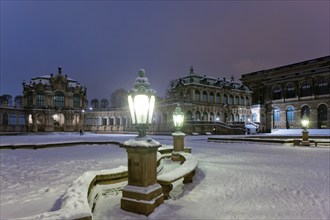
[19,145,195,219]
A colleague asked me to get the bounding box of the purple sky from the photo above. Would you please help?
[1,1,329,100]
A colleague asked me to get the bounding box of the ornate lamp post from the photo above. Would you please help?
[171,104,186,161]
[301,114,310,146]
[120,69,164,215]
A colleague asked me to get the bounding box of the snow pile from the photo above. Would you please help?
[158,152,198,182]
[22,166,127,220]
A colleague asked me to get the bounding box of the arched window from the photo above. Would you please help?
[73,94,80,108]
[223,94,228,104]
[116,117,121,125]
[27,92,33,107]
[209,92,214,103]
[195,111,201,121]
[186,90,191,100]
[123,117,127,127]
[235,95,239,105]
[109,117,114,125]
[246,97,250,105]
[317,104,327,128]
[240,96,244,105]
[235,113,239,122]
[216,93,221,103]
[2,113,8,125]
[225,112,228,122]
[316,79,329,95]
[202,91,208,102]
[36,91,45,108]
[273,107,280,128]
[286,83,296,98]
[186,110,193,121]
[252,113,258,122]
[286,106,295,128]
[202,111,208,121]
[228,95,233,105]
[216,112,221,122]
[230,113,234,122]
[195,90,201,101]
[210,112,215,121]
[301,105,310,118]
[54,91,65,108]
[260,113,266,124]
[300,81,312,97]
[102,117,107,126]
[272,85,282,100]
[241,114,245,122]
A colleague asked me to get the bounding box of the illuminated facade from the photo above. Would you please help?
[241,56,330,132]
[22,67,87,132]
[1,56,329,134]
[155,67,252,134]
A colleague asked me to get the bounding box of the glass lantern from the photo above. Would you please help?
[173,103,184,132]
[128,69,156,138]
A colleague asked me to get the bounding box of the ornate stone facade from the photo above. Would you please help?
[22,67,87,132]
[156,67,252,134]
[241,56,330,132]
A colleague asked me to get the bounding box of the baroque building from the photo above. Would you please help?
[156,67,252,134]
[22,67,87,132]
[240,55,330,132]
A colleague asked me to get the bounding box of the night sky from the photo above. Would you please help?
[1,1,329,100]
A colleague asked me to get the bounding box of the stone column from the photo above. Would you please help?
[120,138,164,216]
[301,129,310,146]
[171,132,185,161]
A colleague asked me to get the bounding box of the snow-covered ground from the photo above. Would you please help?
[0,133,329,219]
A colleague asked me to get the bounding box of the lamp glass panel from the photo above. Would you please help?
[173,114,184,127]
[148,95,155,124]
[302,119,309,128]
[133,94,149,124]
[128,95,136,124]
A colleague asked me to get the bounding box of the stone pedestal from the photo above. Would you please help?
[301,129,310,146]
[171,132,185,161]
[120,138,164,216]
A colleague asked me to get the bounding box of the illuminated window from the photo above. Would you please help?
[273,108,280,122]
[252,113,258,122]
[286,106,294,123]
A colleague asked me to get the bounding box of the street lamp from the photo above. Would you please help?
[173,103,184,132]
[120,69,164,216]
[172,103,186,161]
[128,69,156,138]
[301,114,310,146]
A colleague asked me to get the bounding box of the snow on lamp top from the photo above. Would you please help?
[128,69,156,125]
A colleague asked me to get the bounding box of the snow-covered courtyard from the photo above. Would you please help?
[1,132,329,219]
